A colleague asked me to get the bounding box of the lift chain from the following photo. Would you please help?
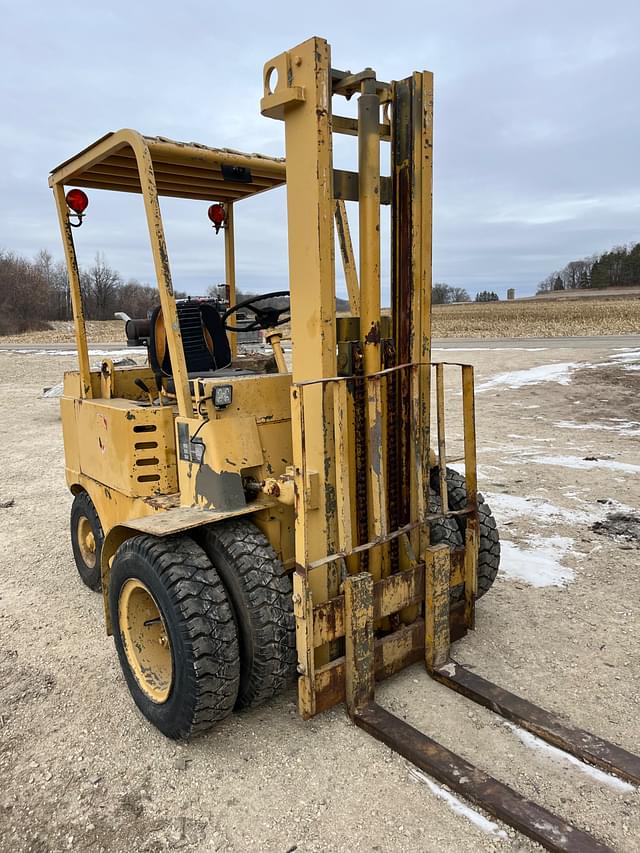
[383,340,400,576]
[352,344,369,572]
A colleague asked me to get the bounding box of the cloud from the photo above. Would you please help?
[1,0,638,300]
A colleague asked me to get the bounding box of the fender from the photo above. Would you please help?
[100,499,276,634]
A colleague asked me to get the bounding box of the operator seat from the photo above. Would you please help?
[148,299,232,389]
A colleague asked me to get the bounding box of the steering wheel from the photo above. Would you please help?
[223,290,290,332]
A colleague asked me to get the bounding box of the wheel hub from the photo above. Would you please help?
[118,579,173,703]
[77,516,97,568]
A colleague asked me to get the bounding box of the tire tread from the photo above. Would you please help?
[110,535,240,739]
[199,520,296,710]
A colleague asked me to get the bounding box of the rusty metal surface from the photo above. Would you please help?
[334,200,360,315]
[119,499,276,536]
[355,703,613,853]
[312,556,467,648]
[332,380,354,553]
[434,363,449,513]
[49,131,286,202]
[51,183,92,399]
[424,544,451,671]
[433,661,640,786]
[332,114,391,140]
[313,619,424,715]
[312,605,467,715]
[333,169,392,205]
[344,573,375,714]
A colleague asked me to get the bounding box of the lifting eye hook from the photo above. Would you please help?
[68,211,85,228]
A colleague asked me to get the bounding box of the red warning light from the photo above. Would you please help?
[65,189,89,214]
[208,203,226,234]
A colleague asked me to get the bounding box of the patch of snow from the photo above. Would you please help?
[14,348,138,358]
[483,493,593,525]
[432,346,547,352]
[499,537,575,587]
[504,723,635,793]
[523,455,640,475]
[554,420,640,437]
[476,362,580,393]
[408,768,508,839]
[609,349,640,363]
[446,462,496,480]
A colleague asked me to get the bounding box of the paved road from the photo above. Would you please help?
[2,335,639,353]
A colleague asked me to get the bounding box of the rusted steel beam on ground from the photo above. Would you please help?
[432,662,640,786]
[355,703,613,853]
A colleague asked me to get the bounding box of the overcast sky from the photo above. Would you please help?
[1,0,638,300]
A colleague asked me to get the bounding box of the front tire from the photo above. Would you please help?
[109,535,240,739]
[70,492,104,592]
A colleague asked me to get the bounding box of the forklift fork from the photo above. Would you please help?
[344,565,639,853]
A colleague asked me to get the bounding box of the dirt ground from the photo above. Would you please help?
[0,339,639,853]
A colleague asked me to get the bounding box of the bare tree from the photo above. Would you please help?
[82,252,122,319]
[0,250,51,334]
[117,279,161,318]
[449,287,471,303]
[536,273,555,294]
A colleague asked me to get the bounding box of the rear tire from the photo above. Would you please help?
[70,492,103,592]
[197,520,297,710]
[109,535,240,739]
[431,467,500,598]
[428,494,464,550]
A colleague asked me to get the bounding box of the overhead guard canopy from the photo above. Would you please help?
[48,129,286,203]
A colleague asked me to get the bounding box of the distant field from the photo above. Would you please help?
[2,293,640,344]
[0,320,125,345]
[432,295,640,338]
[526,286,640,301]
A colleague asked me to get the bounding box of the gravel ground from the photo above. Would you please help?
[0,341,639,853]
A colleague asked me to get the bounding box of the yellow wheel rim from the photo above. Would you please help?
[118,579,173,704]
[77,516,96,568]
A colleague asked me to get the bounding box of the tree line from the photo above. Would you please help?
[432,284,499,304]
[537,241,640,294]
[1,247,505,336]
[0,249,185,335]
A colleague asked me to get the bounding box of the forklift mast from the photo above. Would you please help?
[261,38,479,717]
[259,43,640,853]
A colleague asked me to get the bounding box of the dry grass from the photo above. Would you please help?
[0,320,124,345]
[2,295,640,344]
[432,296,640,338]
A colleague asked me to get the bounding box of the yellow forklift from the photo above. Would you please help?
[50,36,638,852]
